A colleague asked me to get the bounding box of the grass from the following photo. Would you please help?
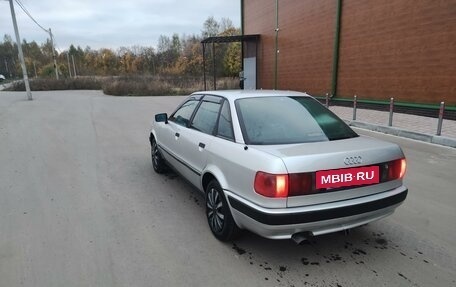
[3,75,240,96]
[102,76,202,96]
[4,77,103,91]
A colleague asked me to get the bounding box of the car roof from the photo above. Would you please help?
[191,90,313,101]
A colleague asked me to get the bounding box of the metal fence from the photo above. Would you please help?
[321,94,453,136]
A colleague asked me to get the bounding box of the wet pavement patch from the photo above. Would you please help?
[352,248,367,255]
[232,243,246,255]
[193,196,200,205]
[231,229,436,286]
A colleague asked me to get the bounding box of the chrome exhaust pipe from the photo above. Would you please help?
[291,231,314,244]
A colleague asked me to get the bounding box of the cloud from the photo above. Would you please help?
[0,0,240,50]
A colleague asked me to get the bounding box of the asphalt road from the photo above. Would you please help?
[1,90,455,287]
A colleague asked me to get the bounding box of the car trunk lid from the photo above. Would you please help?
[250,135,405,207]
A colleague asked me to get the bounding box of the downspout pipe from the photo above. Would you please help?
[202,43,206,90]
[331,0,342,97]
[241,0,245,89]
[274,0,279,89]
[212,42,216,90]
[240,0,244,35]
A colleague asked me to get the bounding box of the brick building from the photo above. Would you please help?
[241,0,456,106]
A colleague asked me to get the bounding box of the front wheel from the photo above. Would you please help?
[151,137,166,174]
[205,180,240,241]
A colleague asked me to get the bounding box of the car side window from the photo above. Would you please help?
[191,101,221,134]
[216,101,234,141]
[169,99,199,127]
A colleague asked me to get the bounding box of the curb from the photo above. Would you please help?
[345,120,456,148]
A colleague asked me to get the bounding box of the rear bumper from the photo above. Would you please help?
[226,186,407,239]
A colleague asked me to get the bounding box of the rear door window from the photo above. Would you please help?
[191,101,221,135]
[216,101,234,141]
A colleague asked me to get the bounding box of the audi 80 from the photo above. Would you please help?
[149,90,407,242]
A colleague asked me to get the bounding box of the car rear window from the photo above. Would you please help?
[235,96,358,145]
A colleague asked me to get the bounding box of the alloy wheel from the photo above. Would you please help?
[152,140,159,168]
[206,187,225,233]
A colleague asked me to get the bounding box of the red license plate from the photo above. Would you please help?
[316,166,379,189]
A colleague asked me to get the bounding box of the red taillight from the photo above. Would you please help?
[254,172,288,198]
[254,172,315,198]
[399,158,407,178]
[289,173,314,196]
[387,158,407,180]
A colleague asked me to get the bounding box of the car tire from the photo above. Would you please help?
[205,180,240,241]
[151,137,166,174]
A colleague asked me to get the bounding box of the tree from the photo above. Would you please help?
[219,27,241,77]
[202,16,220,38]
[0,35,18,77]
[98,48,117,75]
[141,47,156,74]
[41,38,55,60]
[39,63,55,78]
[0,16,240,79]
[171,34,181,56]
[157,33,181,71]
[224,42,241,77]
[220,18,234,33]
[118,49,135,74]
[157,35,171,53]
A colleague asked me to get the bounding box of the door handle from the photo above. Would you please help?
[199,142,205,149]
[175,132,180,137]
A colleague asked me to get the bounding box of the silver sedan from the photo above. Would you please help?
[149,90,407,242]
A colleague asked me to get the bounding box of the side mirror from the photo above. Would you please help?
[155,113,168,123]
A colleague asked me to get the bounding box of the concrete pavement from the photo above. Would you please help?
[1,90,455,287]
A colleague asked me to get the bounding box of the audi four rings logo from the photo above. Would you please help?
[344,156,363,165]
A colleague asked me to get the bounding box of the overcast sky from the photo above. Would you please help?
[1,0,240,51]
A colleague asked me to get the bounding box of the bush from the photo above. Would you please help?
[4,75,240,96]
[5,77,103,91]
[102,75,203,96]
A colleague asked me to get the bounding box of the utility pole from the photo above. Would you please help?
[66,52,72,77]
[71,55,77,77]
[4,59,10,77]
[33,61,37,78]
[8,0,32,100]
[49,28,59,79]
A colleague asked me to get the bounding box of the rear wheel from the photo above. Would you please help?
[205,180,240,241]
[151,137,166,173]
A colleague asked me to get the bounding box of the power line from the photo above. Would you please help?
[14,0,48,34]
[12,0,59,79]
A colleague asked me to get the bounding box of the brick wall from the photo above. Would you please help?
[243,0,456,105]
[244,0,335,94]
[277,0,335,95]
[338,0,456,105]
